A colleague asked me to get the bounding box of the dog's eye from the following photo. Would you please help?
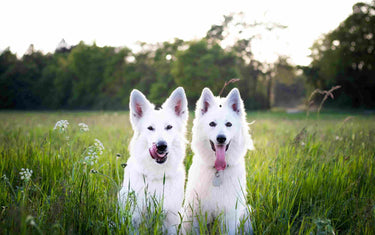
[147,126,154,131]
[225,122,232,127]
[209,121,216,127]
[166,125,173,130]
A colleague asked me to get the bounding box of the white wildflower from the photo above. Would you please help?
[83,139,105,165]
[1,174,8,181]
[78,123,89,132]
[53,120,69,132]
[19,168,33,182]
[94,139,105,154]
[335,136,342,141]
[26,215,37,227]
[84,147,98,165]
[301,141,306,146]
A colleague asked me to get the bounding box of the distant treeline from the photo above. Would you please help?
[1,2,374,110]
[0,39,291,110]
[0,15,304,110]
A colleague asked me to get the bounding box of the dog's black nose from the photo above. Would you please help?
[216,135,226,144]
[156,141,167,152]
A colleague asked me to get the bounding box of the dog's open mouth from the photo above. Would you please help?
[209,140,230,171]
[149,144,168,164]
[209,140,230,152]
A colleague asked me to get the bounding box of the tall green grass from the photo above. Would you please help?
[0,111,374,234]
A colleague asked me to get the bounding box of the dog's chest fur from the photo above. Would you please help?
[123,158,185,207]
[186,159,247,215]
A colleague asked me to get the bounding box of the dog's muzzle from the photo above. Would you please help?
[149,142,168,164]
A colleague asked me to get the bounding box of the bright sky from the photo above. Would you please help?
[0,0,362,66]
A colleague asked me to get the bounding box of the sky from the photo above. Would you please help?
[0,0,363,66]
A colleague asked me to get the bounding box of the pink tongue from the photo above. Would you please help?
[215,145,226,171]
[149,144,166,159]
[149,144,158,159]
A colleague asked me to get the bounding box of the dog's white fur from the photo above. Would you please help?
[118,87,188,233]
[183,87,254,234]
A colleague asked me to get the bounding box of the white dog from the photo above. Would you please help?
[118,87,188,233]
[183,87,254,234]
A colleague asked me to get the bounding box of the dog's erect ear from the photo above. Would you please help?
[226,88,242,114]
[129,89,152,124]
[163,87,188,120]
[198,88,215,116]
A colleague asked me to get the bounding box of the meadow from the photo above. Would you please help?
[0,111,374,234]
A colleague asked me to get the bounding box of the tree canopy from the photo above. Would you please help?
[303,1,375,108]
[1,12,288,110]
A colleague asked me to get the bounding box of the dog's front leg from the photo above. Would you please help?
[238,207,254,235]
[131,207,142,229]
[164,211,180,235]
[224,212,238,235]
[180,209,194,234]
[180,207,200,234]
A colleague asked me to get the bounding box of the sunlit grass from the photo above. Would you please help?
[0,111,374,234]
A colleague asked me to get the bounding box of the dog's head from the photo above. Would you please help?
[129,87,188,165]
[193,87,253,170]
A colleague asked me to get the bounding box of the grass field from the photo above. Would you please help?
[0,111,374,234]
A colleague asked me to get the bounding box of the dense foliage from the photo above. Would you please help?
[1,38,284,110]
[303,1,375,108]
[0,14,302,110]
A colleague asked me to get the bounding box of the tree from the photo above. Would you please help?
[149,39,184,105]
[172,40,238,105]
[205,13,286,109]
[66,42,116,108]
[272,57,305,107]
[232,40,265,109]
[0,49,18,108]
[304,1,375,108]
[13,45,49,109]
[40,52,73,109]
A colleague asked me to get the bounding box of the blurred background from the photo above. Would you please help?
[0,0,374,110]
